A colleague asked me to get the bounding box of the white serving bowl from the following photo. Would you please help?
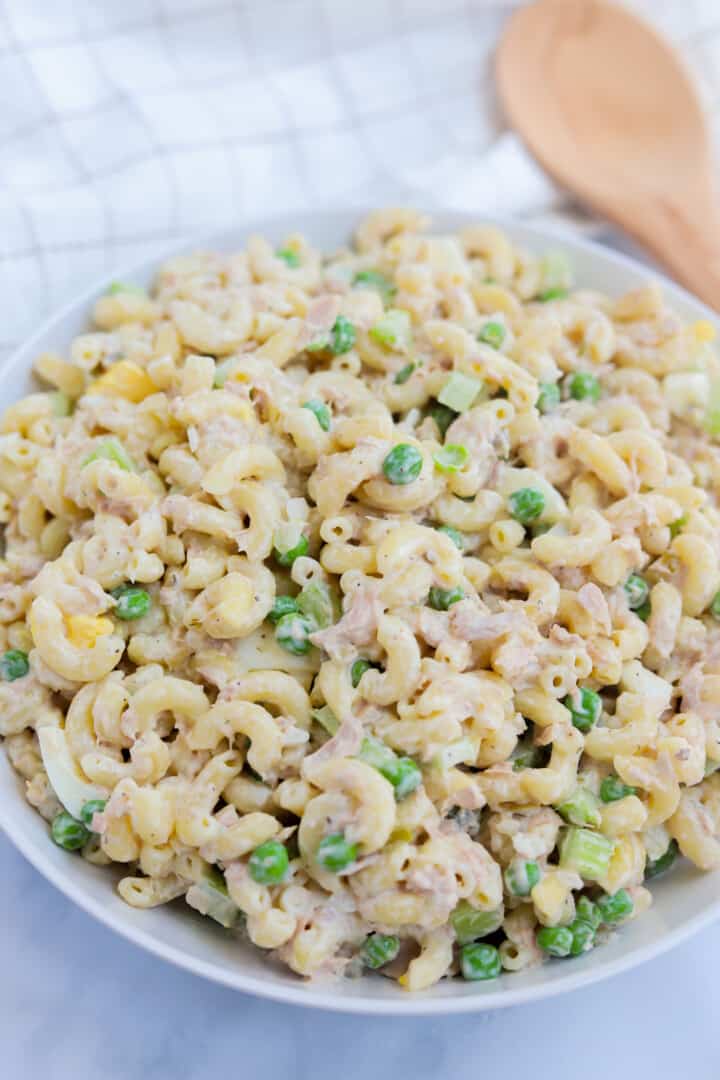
[1,210,719,1014]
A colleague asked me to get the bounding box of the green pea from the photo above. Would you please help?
[275,612,315,655]
[317,832,358,872]
[0,649,29,681]
[269,595,300,624]
[568,372,601,402]
[504,858,540,897]
[111,585,151,621]
[477,321,506,349]
[536,381,561,414]
[436,525,465,550]
[330,315,356,355]
[80,799,107,828]
[597,889,633,924]
[451,901,503,944]
[508,487,545,524]
[362,933,400,969]
[710,590,720,620]
[382,443,423,485]
[248,839,289,885]
[428,400,456,438]
[351,658,376,688]
[274,534,309,566]
[353,269,396,305]
[276,247,300,267]
[537,287,568,301]
[569,918,596,957]
[460,942,501,981]
[575,896,602,930]
[536,925,573,957]
[394,362,416,384]
[624,574,649,610]
[563,687,602,733]
[51,811,90,851]
[302,399,331,431]
[600,776,637,803]
[381,756,422,800]
[428,586,463,610]
[645,839,678,879]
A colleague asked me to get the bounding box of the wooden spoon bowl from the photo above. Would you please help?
[496,0,720,310]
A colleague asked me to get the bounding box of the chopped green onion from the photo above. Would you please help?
[600,776,637,803]
[79,799,106,828]
[477,320,506,349]
[317,833,358,872]
[556,787,602,828]
[394,361,417,384]
[82,436,134,472]
[111,584,151,621]
[353,269,396,305]
[433,444,468,474]
[0,649,29,681]
[369,309,412,351]
[51,811,90,851]
[311,705,339,735]
[568,917,596,956]
[710,591,720,620]
[276,247,300,268]
[645,839,678,879]
[559,826,615,881]
[624,574,649,611]
[597,889,633,924]
[437,372,483,414]
[536,381,561,414]
[436,525,465,550]
[268,595,299,624]
[508,487,545,524]
[504,858,540,897]
[274,534,309,567]
[451,901,503,944]
[362,933,400,969]
[302,399,331,431]
[275,612,315,655]
[460,942,501,981]
[106,281,147,297]
[563,687,602,733]
[428,400,457,438]
[575,895,602,930]
[297,580,336,630]
[382,443,423,485]
[248,839,289,885]
[536,925,573,957]
[567,372,601,402]
[428,586,464,611]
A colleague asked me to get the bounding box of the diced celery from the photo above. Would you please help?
[106,281,147,297]
[186,870,240,929]
[82,436,135,472]
[451,901,503,945]
[555,787,602,828]
[297,580,337,630]
[704,378,720,436]
[357,736,395,771]
[437,372,482,414]
[311,705,339,735]
[369,309,412,351]
[559,827,615,881]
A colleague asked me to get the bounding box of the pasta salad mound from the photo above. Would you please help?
[3,209,720,991]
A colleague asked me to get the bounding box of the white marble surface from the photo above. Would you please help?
[1,829,719,1080]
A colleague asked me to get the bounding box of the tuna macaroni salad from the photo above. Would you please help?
[2,209,720,991]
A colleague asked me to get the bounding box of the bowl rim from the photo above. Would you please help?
[2,208,720,1015]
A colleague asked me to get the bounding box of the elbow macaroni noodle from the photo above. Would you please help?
[3,210,720,992]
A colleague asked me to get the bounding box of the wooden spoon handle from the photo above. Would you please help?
[617,194,720,313]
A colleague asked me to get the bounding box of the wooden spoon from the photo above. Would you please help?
[496,0,720,310]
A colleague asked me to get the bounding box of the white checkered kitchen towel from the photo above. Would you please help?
[1,0,720,364]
